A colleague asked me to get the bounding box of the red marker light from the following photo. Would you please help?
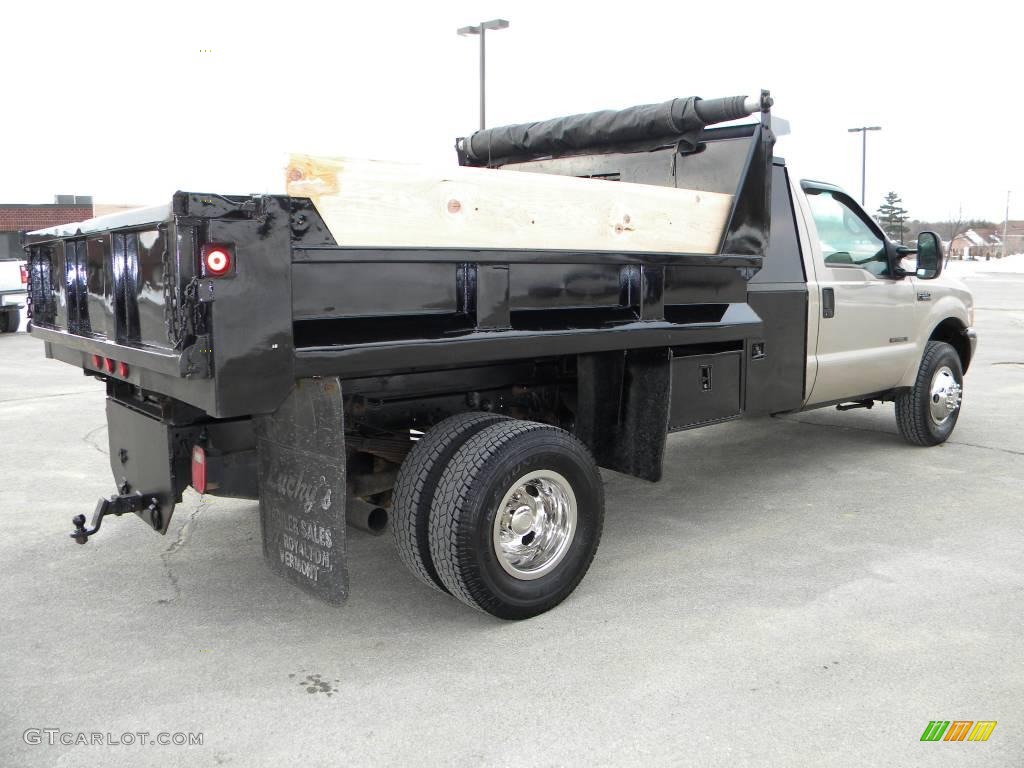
[201,244,233,277]
[90,354,101,368]
[103,358,115,374]
[117,361,129,377]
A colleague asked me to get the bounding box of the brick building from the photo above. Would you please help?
[0,196,94,261]
[949,221,1024,260]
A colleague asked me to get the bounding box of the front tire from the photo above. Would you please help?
[896,341,963,446]
[429,420,604,620]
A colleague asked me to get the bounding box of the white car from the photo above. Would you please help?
[0,258,27,332]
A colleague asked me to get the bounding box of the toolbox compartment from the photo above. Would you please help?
[669,349,742,430]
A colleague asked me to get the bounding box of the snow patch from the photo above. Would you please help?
[944,252,1024,275]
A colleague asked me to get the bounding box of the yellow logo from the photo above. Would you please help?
[920,721,997,742]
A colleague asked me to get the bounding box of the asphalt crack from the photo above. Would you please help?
[777,415,1024,457]
[157,494,210,605]
[940,440,1024,457]
[0,390,96,405]
[83,425,108,455]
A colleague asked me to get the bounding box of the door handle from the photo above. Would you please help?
[822,287,835,319]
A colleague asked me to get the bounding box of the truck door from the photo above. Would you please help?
[799,183,917,405]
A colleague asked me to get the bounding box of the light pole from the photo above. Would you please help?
[457,18,509,130]
[848,125,881,205]
[1002,191,1011,259]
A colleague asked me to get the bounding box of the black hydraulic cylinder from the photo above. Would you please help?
[461,94,761,165]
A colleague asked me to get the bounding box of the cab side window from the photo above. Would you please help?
[806,190,888,275]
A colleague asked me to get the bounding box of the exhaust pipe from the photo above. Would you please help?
[347,497,388,536]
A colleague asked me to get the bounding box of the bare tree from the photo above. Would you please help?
[943,205,967,266]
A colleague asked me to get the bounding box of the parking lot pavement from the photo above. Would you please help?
[1,272,1021,768]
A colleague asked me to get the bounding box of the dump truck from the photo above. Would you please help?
[24,91,976,619]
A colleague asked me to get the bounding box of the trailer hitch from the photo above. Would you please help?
[70,492,160,544]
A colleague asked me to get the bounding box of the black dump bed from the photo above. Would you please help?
[26,92,776,423]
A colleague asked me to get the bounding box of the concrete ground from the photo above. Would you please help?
[1,273,1021,768]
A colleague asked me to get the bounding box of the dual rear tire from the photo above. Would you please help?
[391,415,604,619]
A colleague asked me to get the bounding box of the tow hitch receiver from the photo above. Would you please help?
[70,492,161,544]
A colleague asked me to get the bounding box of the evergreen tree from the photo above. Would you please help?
[875,192,910,243]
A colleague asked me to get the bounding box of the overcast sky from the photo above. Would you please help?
[3,0,1019,222]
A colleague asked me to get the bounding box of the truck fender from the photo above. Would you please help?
[897,296,971,388]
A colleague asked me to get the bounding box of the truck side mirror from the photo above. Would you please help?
[915,231,943,279]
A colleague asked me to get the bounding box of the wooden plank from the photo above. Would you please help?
[286,154,732,254]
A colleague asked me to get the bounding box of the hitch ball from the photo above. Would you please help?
[71,514,90,545]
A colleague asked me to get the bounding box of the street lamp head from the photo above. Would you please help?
[458,20,508,36]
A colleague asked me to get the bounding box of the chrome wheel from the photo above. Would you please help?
[492,470,577,580]
[928,365,962,426]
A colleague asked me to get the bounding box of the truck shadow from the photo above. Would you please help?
[157,408,916,632]
[202,411,904,618]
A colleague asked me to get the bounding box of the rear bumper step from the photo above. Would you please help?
[31,324,183,377]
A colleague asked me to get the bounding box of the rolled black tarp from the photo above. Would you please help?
[463,95,758,164]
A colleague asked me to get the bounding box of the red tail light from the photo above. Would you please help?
[117,361,129,377]
[103,358,115,374]
[90,354,101,368]
[191,445,207,494]
[201,243,234,277]
[19,264,28,285]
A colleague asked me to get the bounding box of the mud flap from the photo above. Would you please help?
[253,378,348,605]
[576,348,670,481]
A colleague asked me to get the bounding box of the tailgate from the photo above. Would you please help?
[25,194,296,418]
[26,205,177,345]
[24,204,211,397]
